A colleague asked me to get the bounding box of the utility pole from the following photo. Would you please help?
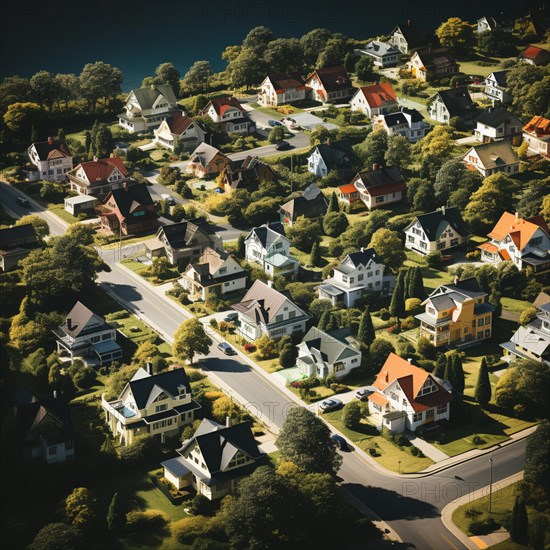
[489,447,499,513]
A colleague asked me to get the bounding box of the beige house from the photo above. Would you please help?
[153,112,205,151]
[522,116,550,157]
[186,143,230,179]
[305,66,354,103]
[408,48,459,81]
[27,137,73,182]
[462,141,520,177]
[258,73,307,106]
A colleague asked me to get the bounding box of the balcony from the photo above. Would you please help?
[102,396,139,425]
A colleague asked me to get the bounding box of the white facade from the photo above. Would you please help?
[463,146,520,177]
[382,109,430,143]
[153,118,205,151]
[349,87,398,117]
[390,27,412,54]
[27,143,73,182]
[404,218,468,256]
[307,148,328,177]
[355,42,400,67]
[483,72,512,104]
[258,77,306,107]
[244,227,298,278]
[474,118,522,144]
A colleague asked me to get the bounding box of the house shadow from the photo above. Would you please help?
[103,282,144,305]
[201,357,251,374]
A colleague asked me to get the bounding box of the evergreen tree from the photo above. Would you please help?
[31,124,39,143]
[433,353,447,379]
[357,309,375,350]
[409,266,426,300]
[318,310,331,331]
[490,289,502,318]
[237,234,245,259]
[444,354,455,386]
[452,354,465,396]
[402,268,412,300]
[389,270,406,319]
[57,128,65,140]
[90,120,99,155]
[474,357,491,407]
[530,512,546,550]
[509,494,528,543]
[310,242,322,267]
[94,124,113,158]
[324,312,338,332]
[107,492,125,531]
[279,343,297,369]
[327,191,339,214]
[84,130,92,154]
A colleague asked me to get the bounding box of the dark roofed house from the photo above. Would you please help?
[305,66,355,103]
[519,45,550,66]
[381,107,430,143]
[259,72,307,107]
[27,137,74,182]
[279,183,328,226]
[389,20,429,54]
[306,139,355,178]
[408,48,459,82]
[161,418,264,500]
[0,224,39,271]
[186,142,230,179]
[483,71,512,105]
[474,107,523,145]
[349,165,406,209]
[429,88,476,125]
[219,156,277,193]
[477,14,513,33]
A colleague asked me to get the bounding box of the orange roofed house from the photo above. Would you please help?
[258,73,307,107]
[523,116,550,157]
[349,82,398,117]
[519,45,550,66]
[67,157,129,198]
[368,353,452,433]
[478,212,550,276]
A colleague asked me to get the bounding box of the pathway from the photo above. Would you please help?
[406,431,450,462]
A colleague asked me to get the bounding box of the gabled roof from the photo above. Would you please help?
[433,88,474,117]
[189,142,227,167]
[0,224,38,247]
[306,66,352,92]
[205,96,245,116]
[102,184,157,223]
[158,218,217,250]
[130,83,178,109]
[478,14,512,29]
[246,222,286,249]
[183,248,244,287]
[412,207,471,241]
[435,277,486,301]
[465,141,519,169]
[356,82,397,108]
[487,212,550,251]
[73,157,129,183]
[414,48,458,71]
[341,248,378,270]
[353,166,406,196]
[127,367,191,409]
[362,40,401,57]
[391,22,426,47]
[299,326,360,365]
[165,112,195,135]
[520,45,550,63]
[223,156,276,190]
[312,140,354,169]
[476,107,522,128]
[60,301,103,338]
[485,70,509,87]
[280,183,328,220]
[30,138,72,160]
[523,116,550,137]
[383,107,425,128]
[265,72,306,92]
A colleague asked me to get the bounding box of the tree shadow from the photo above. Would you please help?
[201,357,251,374]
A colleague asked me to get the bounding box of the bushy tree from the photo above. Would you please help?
[524,421,550,497]
[28,523,81,550]
[385,135,411,170]
[16,214,49,239]
[310,241,322,267]
[79,61,122,111]
[355,56,374,81]
[323,211,348,237]
[474,357,491,407]
[355,129,387,168]
[433,353,447,379]
[301,28,333,67]
[436,17,474,53]
[107,492,125,531]
[181,61,212,95]
[268,125,286,143]
[155,62,181,95]
[317,37,352,68]
[357,309,375,349]
[287,216,321,252]
[509,494,528,543]
[342,401,362,429]
[368,228,405,272]
[173,318,212,364]
[389,270,406,319]
[65,487,95,529]
[368,338,395,373]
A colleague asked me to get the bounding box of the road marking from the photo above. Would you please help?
[470,536,488,549]
[418,531,438,550]
[440,533,460,550]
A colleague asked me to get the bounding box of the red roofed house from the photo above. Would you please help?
[202,97,255,135]
[305,66,355,103]
[347,165,406,209]
[338,183,361,206]
[153,112,206,152]
[67,156,129,198]
[478,212,550,275]
[350,83,398,117]
[258,73,307,107]
[368,353,452,433]
[523,116,550,157]
[519,45,550,66]
[27,137,73,182]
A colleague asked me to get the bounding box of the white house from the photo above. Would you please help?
[477,15,513,34]
[305,66,354,103]
[522,116,550,157]
[232,280,310,341]
[478,212,550,275]
[180,247,247,301]
[153,112,206,151]
[428,88,475,124]
[202,97,255,135]
[297,327,361,379]
[258,73,307,107]
[355,41,401,67]
[368,353,452,433]
[404,207,471,256]
[389,21,425,54]
[462,141,520,177]
[483,71,512,105]
[64,195,98,217]
[244,222,298,279]
[306,140,354,177]
[474,107,523,145]
[161,418,263,500]
[67,156,129,197]
[27,137,73,182]
[118,84,181,133]
[317,248,393,307]
[102,366,201,446]
[381,107,430,143]
[349,82,398,117]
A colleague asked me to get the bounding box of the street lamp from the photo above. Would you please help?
[398,460,401,475]
[488,446,500,513]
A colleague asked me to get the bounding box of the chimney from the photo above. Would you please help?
[67,318,73,331]
[384,371,389,382]
[407,358,412,363]
[453,276,459,285]
[123,181,128,191]
[325,137,331,146]
[53,390,58,399]
[372,163,378,171]
[361,247,364,253]
[47,136,54,145]
[267,280,274,289]
[407,19,412,27]
[150,84,155,90]
[226,416,232,428]
[441,205,446,216]
[146,361,152,375]
[515,212,519,221]
[93,156,98,162]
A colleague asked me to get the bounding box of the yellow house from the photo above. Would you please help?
[415,277,494,348]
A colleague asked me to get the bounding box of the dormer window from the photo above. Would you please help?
[177,384,186,397]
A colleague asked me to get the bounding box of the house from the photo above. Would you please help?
[501,298,550,366]
[161,418,263,500]
[27,137,73,182]
[145,218,222,267]
[477,14,513,33]
[428,88,476,124]
[408,48,459,82]
[337,183,362,207]
[355,41,401,67]
[102,366,201,446]
[244,222,298,279]
[478,212,550,275]
[232,280,310,341]
[53,301,123,365]
[180,247,247,301]
[306,140,355,177]
[279,183,328,226]
[518,45,550,66]
[368,353,452,433]
[67,156,129,197]
[349,82,398,117]
[404,206,471,256]
[0,224,39,271]
[522,116,550,157]
[415,277,494,348]
[317,247,393,307]
[297,327,361,379]
[483,70,512,105]
[389,21,427,54]
[305,66,355,103]
[153,112,206,152]
[13,389,75,464]
[118,83,181,133]
[381,107,430,143]
[97,183,158,236]
[186,143,230,179]
[348,165,406,209]
[64,195,98,217]
[462,141,520,177]
[219,156,277,194]
[258,73,307,107]
[474,107,523,145]
[202,97,255,135]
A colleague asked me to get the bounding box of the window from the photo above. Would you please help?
[48,446,57,456]
[484,329,491,338]
[477,331,483,339]
[350,277,354,284]
[428,307,436,315]
[65,440,74,450]
[485,316,491,324]
[478,318,484,327]
[219,267,227,275]
[91,336,100,343]
[289,311,296,319]
[437,404,447,414]
[375,196,384,204]
[373,403,381,412]
[275,314,283,323]
[358,274,364,281]
[155,404,167,413]
[413,412,423,422]
[390,391,399,401]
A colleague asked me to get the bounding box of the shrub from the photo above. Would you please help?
[109,311,130,320]
[466,250,481,261]
[188,493,215,516]
[171,516,216,543]
[417,337,437,360]
[126,509,168,531]
[465,508,482,519]
[330,383,349,394]
[342,401,362,430]
[405,298,422,315]
[187,369,206,382]
[379,308,390,321]
[243,343,256,353]
[400,315,418,331]
[469,517,499,535]
[426,251,444,270]
[472,435,485,445]
[368,447,381,457]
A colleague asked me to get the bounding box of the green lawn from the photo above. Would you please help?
[501,297,531,316]
[121,257,180,286]
[47,203,79,224]
[97,233,156,250]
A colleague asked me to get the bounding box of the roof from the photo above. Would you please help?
[383,107,425,128]
[280,183,328,221]
[102,184,157,224]
[478,14,512,29]
[312,140,354,169]
[265,72,306,92]
[509,324,550,356]
[353,166,406,196]
[391,22,426,47]
[485,70,509,87]
[223,156,276,190]
[412,207,471,241]
[338,183,359,195]
[183,248,244,287]
[127,367,192,409]
[30,138,72,160]
[60,301,104,338]
[189,142,227,167]
[433,88,474,117]
[299,326,360,365]
[368,392,389,407]
[523,116,550,138]
[487,212,550,251]
[158,218,217,250]
[520,45,550,62]
[476,107,522,128]
[0,224,38,246]
[205,96,245,116]
[165,112,195,135]
[466,141,519,169]
[130,83,178,109]
[428,277,487,304]
[246,222,286,249]
[534,292,550,308]
[415,48,458,71]
[64,195,98,206]
[74,157,129,183]
[306,66,352,93]
[357,82,397,108]
[341,248,378,270]
[361,40,401,58]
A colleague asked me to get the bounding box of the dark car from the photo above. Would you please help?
[268,119,283,127]
[319,398,343,413]
[217,342,237,356]
[355,388,374,401]
[223,312,238,323]
[275,140,291,151]
[16,197,30,207]
[331,434,348,451]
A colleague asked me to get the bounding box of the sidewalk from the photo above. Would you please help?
[406,432,449,462]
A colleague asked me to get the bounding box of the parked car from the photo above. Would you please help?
[331,434,348,451]
[16,197,30,207]
[275,140,291,151]
[223,312,238,323]
[161,194,176,206]
[217,342,237,356]
[355,388,374,401]
[282,117,297,129]
[319,398,343,413]
[268,119,283,127]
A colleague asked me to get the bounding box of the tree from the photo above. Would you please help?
[276,407,342,475]
[65,223,95,245]
[310,241,322,267]
[173,318,212,364]
[524,421,550,497]
[344,51,357,73]
[30,70,57,110]
[309,299,333,322]
[280,343,298,369]
[264,38,304,73]
[229,48,264,89]
[408,266,426,300]
[255,334,277,359]
[323,212,348,237]
[268,125,285,143]
[436,18,474,53]
[356,129,387,167]
[155,62,181,94]
[84,130,92,154]
[94,124,113,158]
[389,271,406,319]
[368,338,395,373]
[433,353,447,379]
[3,102,43,135]
[357,310,375,349]
[385,135,411,171]
[16,214,49,239]
[309,126,337,146]
[181,61,212,94]
[65,487,95,529]
[509,494,528,543]
[107,492,126,531]
[243,26,275,52]
[79,61,122,111]
[327,191,339,214]
[0,75,34,113]
[434,159,475,204]
[478,29,514,55]
[317,37,352,68]
[355,56,374,81]
[412,179,436,212]
[542,194,550,224]
[301,29,333,67]
[451,354,465,396]
[55,73,80,108]
[27,522,81,550]
[414,126,454,178]
[530,513,546,550]
[287,216,321,252]
[369,228,405,272]
[490,289,502,318]
[519,306,537,326]
[237,234,245,258]
[474,357,491,407]
[342,401,362,430]
[317,310,338,333]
